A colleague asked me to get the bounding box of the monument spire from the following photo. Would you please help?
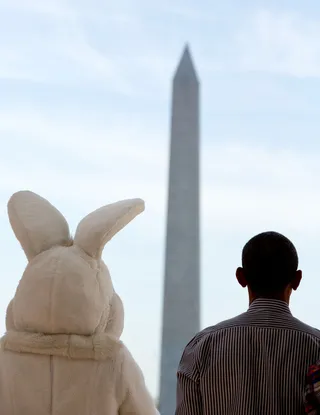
[173,44,198,82]
[159,45,201,415]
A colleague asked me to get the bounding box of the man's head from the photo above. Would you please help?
[236,231,302,302]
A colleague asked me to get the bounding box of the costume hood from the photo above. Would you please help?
[2,191,143,359]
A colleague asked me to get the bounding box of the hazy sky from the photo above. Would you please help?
[1,0,320,398]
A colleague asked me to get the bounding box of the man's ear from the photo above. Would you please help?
[291,270,302,291]
[236,267,247,288]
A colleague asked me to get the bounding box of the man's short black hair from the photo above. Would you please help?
[242,231,299,295]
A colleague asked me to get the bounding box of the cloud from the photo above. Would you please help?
[1,107,320,237]
[0,0,73,18]
[236,10,320,77]
[159,4,216,21]
[5,1,320,98]
[0,0,140,94]
[0,0,221,97]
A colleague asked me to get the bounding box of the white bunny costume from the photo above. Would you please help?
[0,191,158,415]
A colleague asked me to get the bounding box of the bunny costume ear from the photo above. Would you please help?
[74,199,145,259]
[8,191,70,261]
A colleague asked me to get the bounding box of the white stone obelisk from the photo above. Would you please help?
[159,45,201,415]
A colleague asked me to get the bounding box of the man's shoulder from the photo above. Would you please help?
[290,316,320,339]
[189,312,320,349]
[187,312,249,349]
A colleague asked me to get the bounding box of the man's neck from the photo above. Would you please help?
[249,290,290,305]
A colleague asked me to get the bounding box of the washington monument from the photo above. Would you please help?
[159,45,201,415]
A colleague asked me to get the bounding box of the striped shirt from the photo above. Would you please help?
[176,298,320,415]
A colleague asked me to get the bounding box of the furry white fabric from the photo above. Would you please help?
[0,191,158,415]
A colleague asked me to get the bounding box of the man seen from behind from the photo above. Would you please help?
[176,231,320,415]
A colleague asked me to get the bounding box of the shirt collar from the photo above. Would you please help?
[248,298,292,315]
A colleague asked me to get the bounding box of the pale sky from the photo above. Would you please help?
[1,0,320,399]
